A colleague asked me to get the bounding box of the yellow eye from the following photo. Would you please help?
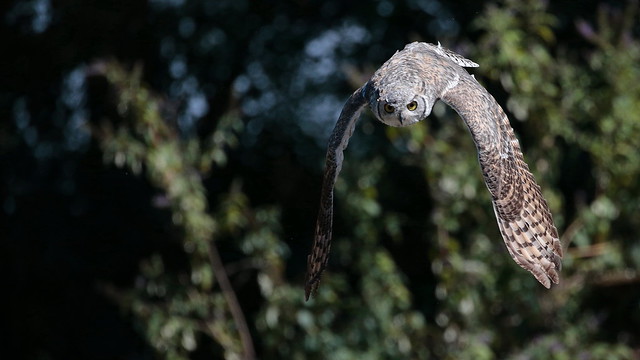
[406,101,418,111]
[383,104,395,113]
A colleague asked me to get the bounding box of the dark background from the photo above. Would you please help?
[2,0,640,359]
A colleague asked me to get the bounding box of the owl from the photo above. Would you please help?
[304,42,563,300]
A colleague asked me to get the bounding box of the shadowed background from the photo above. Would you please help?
[2,0,640,359]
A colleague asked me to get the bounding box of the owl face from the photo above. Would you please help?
[372,96,430,128]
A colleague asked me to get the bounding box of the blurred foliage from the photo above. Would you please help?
[3,0,640,359]
[93,61,262,359]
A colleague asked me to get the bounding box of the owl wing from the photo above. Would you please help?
[305,85,368,300]
[466,101,563,288]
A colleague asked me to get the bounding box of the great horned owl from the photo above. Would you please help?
[305,42,563,300]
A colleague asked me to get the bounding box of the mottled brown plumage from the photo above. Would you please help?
[305,42,562,300]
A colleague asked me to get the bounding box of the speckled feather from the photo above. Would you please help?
[305,42,562,300]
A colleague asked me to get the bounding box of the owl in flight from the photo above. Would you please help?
[305,42,563,300]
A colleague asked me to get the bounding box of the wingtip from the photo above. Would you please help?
[304,279,318,301]
[534,266,560,289]
[304,254,320,301]
[304,286,311,302]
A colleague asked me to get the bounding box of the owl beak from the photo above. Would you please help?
[397,114,405,125]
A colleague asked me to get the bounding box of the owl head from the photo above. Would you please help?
[365,82,436,128]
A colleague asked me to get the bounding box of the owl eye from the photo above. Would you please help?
[406,101,418,111]
[383,104,395,113]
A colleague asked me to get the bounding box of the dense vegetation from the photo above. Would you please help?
[3,0,639,359]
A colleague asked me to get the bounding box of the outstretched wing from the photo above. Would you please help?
[461,92,562,288]
[489,113,563,287]
[305,85,368,300]
[444,77,563,288]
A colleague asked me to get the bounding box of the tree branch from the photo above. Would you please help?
[207,240,256,360]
